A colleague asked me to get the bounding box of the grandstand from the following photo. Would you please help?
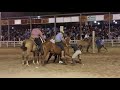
[0,12,120,47]
[1,12,120,78]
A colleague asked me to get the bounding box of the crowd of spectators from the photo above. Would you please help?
[0,22,120,41]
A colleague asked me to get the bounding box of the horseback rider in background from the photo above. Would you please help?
[31,26,45,55]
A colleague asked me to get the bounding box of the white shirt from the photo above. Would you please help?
[43,35,46,39]
[101,40,104,45]
[50,39,55,43]
[85,34,89,38]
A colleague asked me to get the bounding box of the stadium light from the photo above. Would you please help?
[98,22,100,25]
[94,21,97,23]
[38,16,41,19]
[115,22,117,24]
[12,27,14,29]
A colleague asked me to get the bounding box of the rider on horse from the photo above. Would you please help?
[55,28,65,59]
[31,26,45,54]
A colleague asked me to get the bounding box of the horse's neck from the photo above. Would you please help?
[88,38,92,44]
[65,37,70,45]
[29,36,34,41]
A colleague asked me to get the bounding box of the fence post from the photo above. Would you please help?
[19,38,21,44]
[14,38,15,47]
[92,31,95,53]
[7,41,8,48]
[111,39,114,47]
[0,41,1,47]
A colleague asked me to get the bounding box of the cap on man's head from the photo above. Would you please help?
[60,29,64,33]
[60,26,64,33]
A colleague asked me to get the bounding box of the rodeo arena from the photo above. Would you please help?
[0,12,120,78]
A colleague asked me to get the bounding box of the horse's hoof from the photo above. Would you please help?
[62,63,67,65]
[35,67,39,68]
[36,61,39,65]
[61,57,65,60]
[25,64,30,66]
[33,63,36,65]
[41,64,45,66]
[37,63,39,65]
[79,62,82,64]
[22,63,25,65]
[71,63,76,66]
[44,61,48,64]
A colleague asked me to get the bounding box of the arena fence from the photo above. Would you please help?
[0,39,120,48]
[70,39,120,47]
[0,41,23,47]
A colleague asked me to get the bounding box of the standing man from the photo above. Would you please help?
[100,37,108,52]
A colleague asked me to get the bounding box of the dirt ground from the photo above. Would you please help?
[0,47,120,78]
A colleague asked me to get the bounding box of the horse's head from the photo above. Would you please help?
[65,36,71,46]
[87,37,92,44]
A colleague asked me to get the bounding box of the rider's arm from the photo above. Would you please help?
[60,34,68,47]
[39,30,45,41]
[60,34,65,42]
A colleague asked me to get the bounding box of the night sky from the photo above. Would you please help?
[1,12,68,18]
[1,12,115,18]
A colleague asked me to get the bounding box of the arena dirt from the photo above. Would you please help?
[0,47,120,78]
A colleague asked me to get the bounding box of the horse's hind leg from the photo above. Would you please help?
[46,53,53,64]
[86,45,90,52]
[22,51,25,65]
[36,52,40,65]
[33,52,36,64]
[25,50,31,66]
[53,54,58,63]
[25,56,29,66]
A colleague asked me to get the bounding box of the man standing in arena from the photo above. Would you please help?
[96,36,107,53]
[100,37,108,52]
[55,27,66,59]
[96,37,101,53]
[31,26,45,54]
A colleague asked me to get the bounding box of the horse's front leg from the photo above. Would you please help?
[41,49,49,66]
[25,55,30,66]
[33,51,36,64]
[24,50,31,66]
[22,51,25,65]
[36,52,40,65]
[46,52,53,64]
[86,45,90,52]
[53,54,58,63]
[64,54,72,65]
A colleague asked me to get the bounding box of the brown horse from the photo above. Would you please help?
[42,38,72,65]
[45,36,76,64]
[63,36,82,64]
[20,37,42,66]
[76,37,92,52]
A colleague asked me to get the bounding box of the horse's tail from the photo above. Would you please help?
[20,40,27,51]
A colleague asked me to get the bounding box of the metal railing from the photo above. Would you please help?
[0,41,23,47]
[69,39,120,47]
[0,38,120,48]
